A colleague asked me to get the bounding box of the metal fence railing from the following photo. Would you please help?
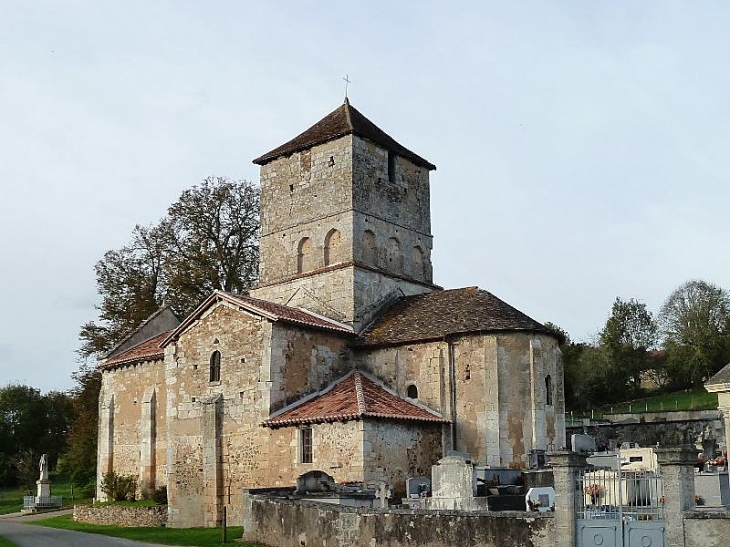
[23,495,62,509]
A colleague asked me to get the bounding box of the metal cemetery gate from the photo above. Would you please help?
[576,463,666,547]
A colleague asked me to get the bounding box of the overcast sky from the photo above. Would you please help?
[2,1,729,392]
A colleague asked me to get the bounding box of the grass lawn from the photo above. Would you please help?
[0,477,93,515]
[30,514,257,547]
[568,388,718,421]
[0,535,16,547]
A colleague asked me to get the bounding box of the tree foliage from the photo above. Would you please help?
[659,280,730,388]
[599,298,658,399]
[0,385,74,487]
[63,364,101,487]
[68,177,259,487]
[79,177,259,358]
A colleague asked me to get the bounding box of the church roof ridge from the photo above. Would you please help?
[252,101,436,170]
[161,290,354,347]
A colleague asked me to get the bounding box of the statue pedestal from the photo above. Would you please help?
[36,479,51,500]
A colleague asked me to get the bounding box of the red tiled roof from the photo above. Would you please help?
[359,287,549,347]
[253,100,436,170]
[221,292,354,334]
[262,371,448,428]
[101,330,171,369]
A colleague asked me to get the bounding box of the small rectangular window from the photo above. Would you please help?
[388,151,396,182]
[300,427,313,464]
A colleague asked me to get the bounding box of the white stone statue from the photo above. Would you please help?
[39,454,48,481]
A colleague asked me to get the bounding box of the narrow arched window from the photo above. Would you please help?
[297,237,313,274]
[210,351,221,382]
[324,229,342,266]
[412,246,425,280]
[545,375,553,406]
[363,230,377,266]
[407,384,418,400]
[387,237,402,274]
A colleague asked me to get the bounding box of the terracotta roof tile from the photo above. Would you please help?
[253,100,436,170]
[219,292,354,334]
[262,371,448,428]
[359,287,549,347]
[101,330,171,369]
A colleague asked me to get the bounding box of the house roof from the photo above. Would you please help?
[101,330,172,369]
[359,287,550,347]
[705,362,730,392]
[161,290,354,347]
[252,99,436,170]
[262,370,448,428]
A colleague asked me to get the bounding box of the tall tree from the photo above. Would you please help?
[659,279,730,388]
[78,177,260,358]
[0,385,74,487]
[63,364,101,487]
[69,177,259,486]
[599,298,658,399]
[162,176,260,314]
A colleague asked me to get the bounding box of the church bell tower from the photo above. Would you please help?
[250,99,439,330]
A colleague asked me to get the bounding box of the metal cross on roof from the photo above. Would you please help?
[343,74,351,99]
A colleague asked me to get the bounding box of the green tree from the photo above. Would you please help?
[78,177,260,358]
[69,177,259,487]
[0,385,74,487]
[63,364,101,487]
[659,279,730,388]
[599,298,658,400]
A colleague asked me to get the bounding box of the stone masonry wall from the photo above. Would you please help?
[243,495,554,547]
[357,333,564,469]
[164,300,362,527]
[684,511,730,547]
[74,504,167,527]
[258,136,354,286]
[96,359,167,500]
[254,132,436,330]
[362,421,443,496]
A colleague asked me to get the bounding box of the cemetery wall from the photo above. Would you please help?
[242,493,554,547]
[73,504,167,527]
[683,511,730,547]
[567,412,724,450]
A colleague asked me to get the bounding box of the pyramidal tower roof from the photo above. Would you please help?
[253,99,436,170]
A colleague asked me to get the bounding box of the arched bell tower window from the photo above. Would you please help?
[363,230,377,266]
[210,351,221,383]
[297,237,313,274]
[412,246,425,280]
[324,229,342,266]
[406,384,418,400]
[545,375,553,406]
[386,237,402,274]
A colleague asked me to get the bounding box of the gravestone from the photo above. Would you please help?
[406,476,431,498]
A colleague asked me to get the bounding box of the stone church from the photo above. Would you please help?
[96,99,566,527]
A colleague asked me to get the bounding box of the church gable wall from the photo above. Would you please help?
[355,341,447,416]
[165,303,270,528]
[96,359,167,499]
[363,420,442,496]
[251,266,355,325]
[269,323,352,413]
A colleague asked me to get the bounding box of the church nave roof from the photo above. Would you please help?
[359,286,550,347]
